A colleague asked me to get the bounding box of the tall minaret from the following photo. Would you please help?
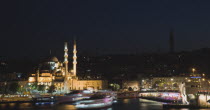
[73,40,77,76]
[64,42,68,76]
[169,29,175,53]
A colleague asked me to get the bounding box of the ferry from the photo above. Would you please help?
[74,94,113,109]
[54,90,92,104]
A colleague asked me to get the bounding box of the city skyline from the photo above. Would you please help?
[2,1,210,109]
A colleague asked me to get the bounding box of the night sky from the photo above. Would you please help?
[1,0,210,58]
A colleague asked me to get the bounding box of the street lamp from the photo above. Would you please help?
[171,78,174,90]
[21,85,23,95]
[192,68,196,74]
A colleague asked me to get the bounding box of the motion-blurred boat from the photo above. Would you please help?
[74,94,113,109]
[54,90,92,104]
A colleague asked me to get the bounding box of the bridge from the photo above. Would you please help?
[139,90,185,104]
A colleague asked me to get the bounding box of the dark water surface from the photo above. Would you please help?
[0,98,209,110]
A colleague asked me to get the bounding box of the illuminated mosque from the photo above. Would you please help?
[28,41,107,93]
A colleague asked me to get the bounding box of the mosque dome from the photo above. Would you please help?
[39,56,58,71]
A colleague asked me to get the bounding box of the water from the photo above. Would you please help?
[0,99,209,110]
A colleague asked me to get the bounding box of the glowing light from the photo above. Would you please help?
[192,68,196,73]
[29,77,35,82]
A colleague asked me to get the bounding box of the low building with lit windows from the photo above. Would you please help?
[151,77,186,91]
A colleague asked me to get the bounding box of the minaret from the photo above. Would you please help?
[73,40,77,76]
[169,29,175,53]
[64,42,68,76]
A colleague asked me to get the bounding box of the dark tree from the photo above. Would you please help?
[31,83,38,90]
[0,84,8,94]
[48,85,56,94]
[37,85,45,92]
[9,82,19,94]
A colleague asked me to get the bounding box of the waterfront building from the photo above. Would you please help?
[151,76,185,91]
[150,73,208,93]
[122,80,140,91]
[141,72,210,104]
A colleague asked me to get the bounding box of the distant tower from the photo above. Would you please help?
[64,42,68,76]
[73,40,77,76]
[169,29,175,53]
[49,49,52,55]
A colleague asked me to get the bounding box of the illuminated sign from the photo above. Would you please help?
[190,77,201,78]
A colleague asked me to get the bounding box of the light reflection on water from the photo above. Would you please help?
[123,99,130,104]
[0,99,209,110]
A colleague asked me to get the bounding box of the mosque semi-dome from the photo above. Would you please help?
[49,56,59,62]
[42,56,59,62]
[41,56,59,63]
